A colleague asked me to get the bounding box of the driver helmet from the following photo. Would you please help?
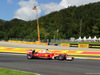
[46,49,48,51]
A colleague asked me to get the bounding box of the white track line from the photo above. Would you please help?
[0,53,26,56]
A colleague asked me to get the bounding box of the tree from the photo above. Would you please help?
[92,25,99,36]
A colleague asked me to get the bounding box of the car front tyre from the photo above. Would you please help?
[27,54,33,59]
[58,55,64,60]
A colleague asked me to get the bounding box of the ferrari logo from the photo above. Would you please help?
[45,54,47,57]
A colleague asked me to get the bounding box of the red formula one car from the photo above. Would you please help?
[27,49,74,61]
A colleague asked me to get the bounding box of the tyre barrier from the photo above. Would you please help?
[61,43,100,48]
[78,44,89,48]
[70,44,78,47]
[61,44,70,47]
[9,40,48,45]
[89,44,100,48]
[9,40,100,48]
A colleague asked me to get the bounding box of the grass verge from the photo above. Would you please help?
[52,42,100,44]
[0,68,37,75]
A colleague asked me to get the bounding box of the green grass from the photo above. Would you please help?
[51,41,100,45]
[62,42,100,44]
[0,68,37,75]
[78,42,100,44]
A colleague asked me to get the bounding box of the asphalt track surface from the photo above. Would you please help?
[0,41,100,75]
[0,53,100,75]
